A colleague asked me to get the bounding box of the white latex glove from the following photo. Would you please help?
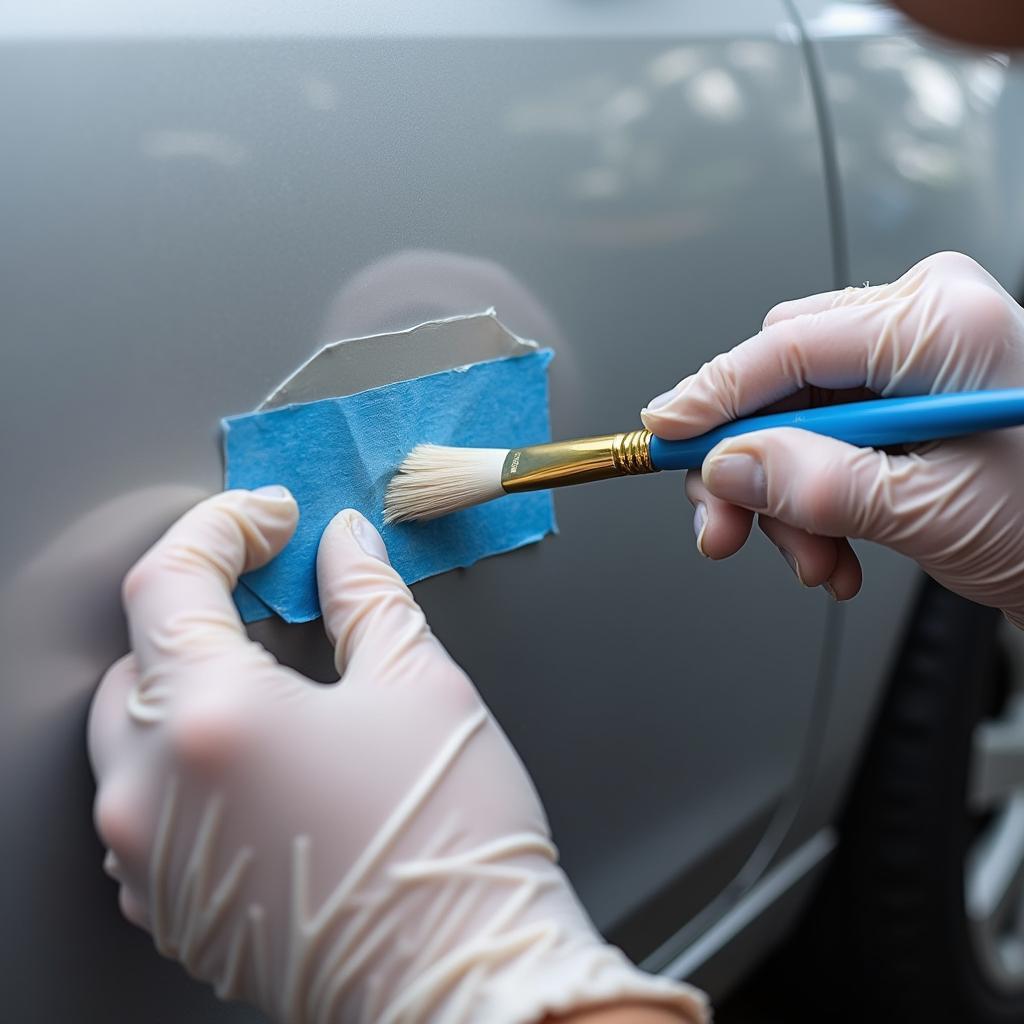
[641,251,1024,628]
[88,488,707,1024]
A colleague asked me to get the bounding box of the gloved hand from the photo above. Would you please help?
[641,251,1024,628]
[88,488,706,1024]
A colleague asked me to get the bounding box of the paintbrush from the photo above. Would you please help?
[383,388,1024,524]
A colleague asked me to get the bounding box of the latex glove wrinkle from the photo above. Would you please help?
[643,252,1024,625]
[89,490,706,1024]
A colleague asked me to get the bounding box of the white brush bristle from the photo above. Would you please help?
[383,444,508,524]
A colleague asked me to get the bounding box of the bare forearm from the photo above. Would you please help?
[545,1003,699,1024]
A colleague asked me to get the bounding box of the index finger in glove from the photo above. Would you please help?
[641,302,884,440]
[317,509,441,682]
[761,280,891,328]
[641,251,1016,441]
[122,487,298,674]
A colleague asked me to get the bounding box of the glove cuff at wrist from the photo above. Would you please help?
[473,935,709,1024]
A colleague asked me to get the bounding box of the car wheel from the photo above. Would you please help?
[812,580,1024,1022]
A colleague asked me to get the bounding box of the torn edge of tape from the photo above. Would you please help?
[258,310,538,411]
[228,313,555,624]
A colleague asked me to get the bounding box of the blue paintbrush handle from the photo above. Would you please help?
[647,388,1024,472]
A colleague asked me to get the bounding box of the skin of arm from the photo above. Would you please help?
[546,1005,696,1023]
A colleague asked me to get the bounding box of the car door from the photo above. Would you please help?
[1,2,836,1018]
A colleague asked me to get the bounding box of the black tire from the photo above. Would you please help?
[802,579,1019,1022]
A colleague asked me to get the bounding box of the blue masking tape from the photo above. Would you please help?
[233,580,275,624]
[223,349,556,624]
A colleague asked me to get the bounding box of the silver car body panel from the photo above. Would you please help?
[2,0,1023,1018]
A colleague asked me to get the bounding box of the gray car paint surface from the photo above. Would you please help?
[2,1,1023,1019]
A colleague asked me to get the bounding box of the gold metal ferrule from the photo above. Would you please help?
[500,429,657,494]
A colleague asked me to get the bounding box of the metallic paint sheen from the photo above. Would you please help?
[2,0,1023,1018]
